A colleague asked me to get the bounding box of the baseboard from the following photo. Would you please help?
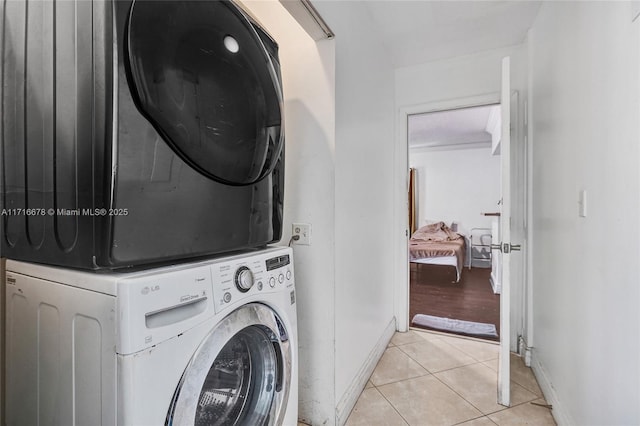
[490,272,501,294]
[335,317,396,425]
[530,350,574,426]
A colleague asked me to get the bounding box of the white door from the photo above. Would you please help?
[497,56,517,407]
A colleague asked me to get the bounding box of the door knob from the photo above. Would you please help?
[491,243,521,253]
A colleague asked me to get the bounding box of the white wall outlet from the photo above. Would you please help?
[292,223,311,245]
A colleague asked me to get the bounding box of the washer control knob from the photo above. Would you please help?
[269,277,276,288]
[278,273,285,283]
[223,292,232,303]
[235,266,254,292]
[286,270,292,280]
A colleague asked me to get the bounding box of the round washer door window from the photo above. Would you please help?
[167,304,291,426]
[126,0,283,186]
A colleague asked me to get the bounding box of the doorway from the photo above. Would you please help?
[407,104,502,342]
[395,59,528,406]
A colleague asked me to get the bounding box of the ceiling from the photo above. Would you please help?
[305,1,541,149]
[408,105,499,150]
[359,1,540,149]
[362,1,542,68]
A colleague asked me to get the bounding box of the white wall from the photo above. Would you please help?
[395,45,527,110]
[238,2,337,423]
[527,2,640,424]
[240,3,397,425]
[395,45,528,349]
[312,2,397,424]
[409,147,501,236]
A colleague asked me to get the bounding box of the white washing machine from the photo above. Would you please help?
[4,247,297,426]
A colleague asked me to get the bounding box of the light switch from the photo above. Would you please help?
[578,190,587,218]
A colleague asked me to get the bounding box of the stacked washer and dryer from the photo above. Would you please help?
[1,1,297,425]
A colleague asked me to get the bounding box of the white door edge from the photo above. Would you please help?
[498,56,511,407]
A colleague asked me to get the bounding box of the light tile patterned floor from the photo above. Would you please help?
[344,330,556,426]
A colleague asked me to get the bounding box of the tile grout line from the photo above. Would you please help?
[370,369,432,388]
[393,338,514,419]
[370,346,431,388]
[371,334,550,425]
[395,332,500,366]
[429,366,507,419]
[369,385,412,426]
[374,337,479,425]
[368,336,550,426]
[402,334,546,407]
[380,345,501,423]
[430,335,500,364]
[373,369,507,426]
[452,414,500,426]
[395,340,494,376]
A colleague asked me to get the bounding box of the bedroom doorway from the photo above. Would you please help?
[407,103,502,342]
[397,57,527,407]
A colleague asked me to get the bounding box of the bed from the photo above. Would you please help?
[409,222,466,282]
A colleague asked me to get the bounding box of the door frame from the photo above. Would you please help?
[394,92,503,332]
[395,90,528,341]
[395,91,528,405]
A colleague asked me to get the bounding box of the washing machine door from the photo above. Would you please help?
[126,0,283,186]
[167,303,291,426]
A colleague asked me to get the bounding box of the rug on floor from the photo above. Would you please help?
[411,314,498,338]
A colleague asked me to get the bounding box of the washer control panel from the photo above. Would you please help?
[211,248,294,314]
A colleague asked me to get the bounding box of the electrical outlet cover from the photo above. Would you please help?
[292,223,311,245]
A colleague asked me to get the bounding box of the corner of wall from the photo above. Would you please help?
[237,2,338,425]
[334,318,396,425]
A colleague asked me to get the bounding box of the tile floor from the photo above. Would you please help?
[343,329,556,426]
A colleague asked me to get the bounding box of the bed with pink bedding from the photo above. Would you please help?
[409,222,466,282]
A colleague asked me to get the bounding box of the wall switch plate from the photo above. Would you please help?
[579,190,587,218]
[292,223,311,245]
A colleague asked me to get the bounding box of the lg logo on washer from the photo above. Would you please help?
[141,285,161,295]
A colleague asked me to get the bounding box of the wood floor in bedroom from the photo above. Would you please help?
[409,264,500,341]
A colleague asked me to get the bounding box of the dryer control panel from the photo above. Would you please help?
[211,248,294,314]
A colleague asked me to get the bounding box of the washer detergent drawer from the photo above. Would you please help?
[116,265,214,355]
[5,272,116,426]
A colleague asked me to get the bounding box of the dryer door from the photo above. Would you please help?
[167,303,291,426]
[126,0,283,186]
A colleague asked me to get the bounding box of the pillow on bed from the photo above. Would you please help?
[411,221,462,242]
